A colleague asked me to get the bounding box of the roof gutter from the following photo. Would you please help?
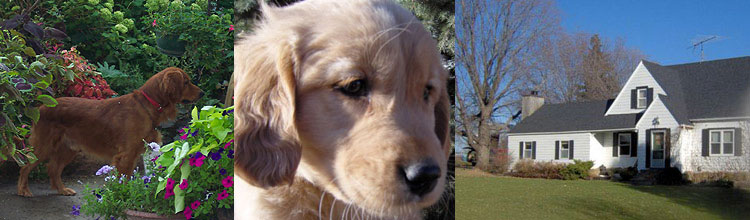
[508,127,636,136]
[690,117,750,122]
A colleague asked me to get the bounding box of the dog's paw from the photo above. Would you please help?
[59,188,77,196]
[18,188,34,197]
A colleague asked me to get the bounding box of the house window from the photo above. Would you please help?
[524,142,533,159]
[560,141,570,159]
[710,130,734,156]
[619,133,631,156]
[637,88,647,108]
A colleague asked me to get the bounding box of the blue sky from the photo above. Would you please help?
[557,0,750,65]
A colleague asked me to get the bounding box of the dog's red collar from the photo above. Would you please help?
[140,90,163,113]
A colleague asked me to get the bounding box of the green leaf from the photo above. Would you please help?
[29,61,44,72]
[36,95,57,107]
[174,163,191,213]
[24,107,39,122]
[191,107,198,121]
[23,47,35,57]
[65,69,75,81]
[34,81,49,89]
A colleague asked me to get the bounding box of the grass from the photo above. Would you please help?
[456,168,750,220]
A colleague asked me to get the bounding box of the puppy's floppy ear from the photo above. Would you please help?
[434,86,451,157]
[234,31,302,188]
[160,68,184,102]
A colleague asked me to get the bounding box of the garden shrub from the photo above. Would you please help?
[485,148,512,174]
[609,166,638,181]
[684,171,750,187]
[655,167,684,185]
[560,160,594,180]
[511,159,564,179]
[0,27,71,164]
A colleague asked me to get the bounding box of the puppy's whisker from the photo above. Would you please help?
[372,21,417,60]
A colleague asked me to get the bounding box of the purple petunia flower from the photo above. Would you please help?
[71,205,80,216]
[218,148,224,154]
[219,168,227,176]
[227,150,234,159]
[191,129,198,137]
[96,165,115,176]
[210,152,221,161]
[142,175,151,184]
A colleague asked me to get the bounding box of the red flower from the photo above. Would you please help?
[229,25,234,31]
[221,175,233,188]
[152,19,157,27]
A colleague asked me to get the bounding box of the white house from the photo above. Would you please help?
[508,57,750,172]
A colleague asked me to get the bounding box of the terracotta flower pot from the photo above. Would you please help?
[124,210,183,220]
[156,34,186,57]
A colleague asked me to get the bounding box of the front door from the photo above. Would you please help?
[650,130,666,168]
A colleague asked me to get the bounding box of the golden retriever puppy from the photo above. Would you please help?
[233,0,450,219]
[17,67,203,197]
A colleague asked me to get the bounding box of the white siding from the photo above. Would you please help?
[507,133,591,169]
[606,62,667,116]
[590,132,638,169]
[635,97,680,170]
[684,121,750,172]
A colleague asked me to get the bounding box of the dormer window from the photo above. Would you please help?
[637,88,647,108]
[631,86,652,109]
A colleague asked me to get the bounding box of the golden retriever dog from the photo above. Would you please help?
[233,0,450,219]
[17,67,203,197]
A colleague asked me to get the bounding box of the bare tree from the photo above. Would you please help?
[455,0,557,170]
[529,32,646,103]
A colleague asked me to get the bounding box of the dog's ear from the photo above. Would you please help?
[234,32,302,188]
[160,68,184,103]
[434,86,451,157]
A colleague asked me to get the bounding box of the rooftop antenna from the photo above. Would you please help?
[688,35,718,62]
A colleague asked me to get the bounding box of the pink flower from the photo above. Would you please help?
[166,178,175,188]
[183,206,192,219]
[152,19,157,27]
[179,179,188,190]
[190,155,205,167]
[224,139,234,149]
[191,200,200,210]
[164,188,174,199]
[217,190,229,201]
[229,25,234,31]
[180,133,188,140]
[221,175,233,188]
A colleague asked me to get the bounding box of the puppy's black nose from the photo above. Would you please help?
[199,91,205,98]
[401,160,440,197]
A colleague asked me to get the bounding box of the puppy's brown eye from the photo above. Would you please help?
[423,85,433,101]
[337,79,368,97]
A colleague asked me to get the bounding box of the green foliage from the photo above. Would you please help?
[80,169,173,219]
[154,105,234,219]
[97,62,145,95]
[560,160,594,180]
[0,29,71,165]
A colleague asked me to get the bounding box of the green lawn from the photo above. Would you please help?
[456,169,750,220]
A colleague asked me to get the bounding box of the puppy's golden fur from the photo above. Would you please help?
[233,0,450,219]
[17,67,202,197]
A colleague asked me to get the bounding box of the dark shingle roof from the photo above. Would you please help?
[509,100,640,134]
[663,57,750,119]
[511,56,750,134]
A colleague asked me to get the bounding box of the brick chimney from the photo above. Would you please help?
[521,91,544,120]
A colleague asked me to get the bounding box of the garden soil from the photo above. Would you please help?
[0,153,105,220]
